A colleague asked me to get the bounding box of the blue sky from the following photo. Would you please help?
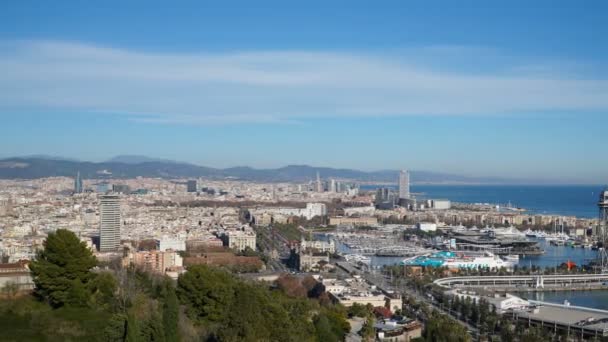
[0,1,607,183]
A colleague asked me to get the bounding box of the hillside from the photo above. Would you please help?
[0,156,523,184]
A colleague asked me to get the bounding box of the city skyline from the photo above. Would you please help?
[1,2,607,183]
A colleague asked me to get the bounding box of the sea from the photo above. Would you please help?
[360,184,603,218]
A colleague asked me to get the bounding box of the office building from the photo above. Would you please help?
[187,180,197,192]
[375,187,395,209]
[99,194,121,252]
[96,182,111,193]
[112,184,130,194]
[74,171,83,194]
[398,170,410,200]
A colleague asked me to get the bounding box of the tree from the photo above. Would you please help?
[162,281,180,342]
[89,271,118,309]
[1,281,19,299]
[360,315,376,342]
[373,306,392,319]
[423,313,470,342]
[177,265,236,324]
[276,274,307,298]
[314,308,350,342]
[348,302,371,318]
[499,316,515,342]
[314,314,339,342]
[29,229,98,307]
[104,313,128,342]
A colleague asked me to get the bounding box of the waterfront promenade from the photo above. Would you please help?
[434,274,608,291]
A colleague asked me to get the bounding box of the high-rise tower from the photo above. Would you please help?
[74,171,83,194]
[99,194,121,252]
[316,171,323,193]
[598,189,608,271]
[187,180,197,192]
[398,170,410,200]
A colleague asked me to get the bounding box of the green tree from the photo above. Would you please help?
[140,311,166,342]
[348,302,370,318]
[89,271,118,309]
[360,315,376,342]
[29,229,98,307]
[499,316,515,342]
[314,314,339,342]
[104,313,128,342]
[176,265,236,324]
[423,313,470,342]
[162,281,180,342]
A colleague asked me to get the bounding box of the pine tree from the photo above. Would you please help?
[29,229,97,307]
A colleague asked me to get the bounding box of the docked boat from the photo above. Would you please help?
[401,251,513,270]
[524,229,537,238]
[490,226,526,239]
[344,254,371,265]
[502,254,520,263]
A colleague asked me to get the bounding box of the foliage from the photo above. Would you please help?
[177,265,350,342]
[162,280,180,342]
[0,296,113,341]
[272,223,304,241]
[360,315,376,341]
[313,306,350,342]
[29,229,98,307]
[422,312,470,342]
[348,302,371,318]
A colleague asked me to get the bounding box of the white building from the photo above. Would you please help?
[301,239,335,253]
[99,194,121,252]
[417,222,437,232]
[432,199,451,210]
[304,203,327,220]
[487,294,531,313]
[343,205,376,217]
[227,230,256,251]
[251,202,327,222]
[399,170,410,200]
[157,238,186,252]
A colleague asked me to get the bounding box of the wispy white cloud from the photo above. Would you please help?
[0,40,606,124]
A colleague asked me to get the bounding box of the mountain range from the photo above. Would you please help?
[0,155,536,184]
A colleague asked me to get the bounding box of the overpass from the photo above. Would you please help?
[434,273,608,290]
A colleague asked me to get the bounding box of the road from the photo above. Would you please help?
[361,267,479,338]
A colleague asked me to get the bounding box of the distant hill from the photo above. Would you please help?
[0,156,531,184]
[105,155,180,164]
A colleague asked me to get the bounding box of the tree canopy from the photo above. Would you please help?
[29,228,98,307]
[177,265,350,341]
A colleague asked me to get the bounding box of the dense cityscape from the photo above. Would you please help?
[0,166,607,341]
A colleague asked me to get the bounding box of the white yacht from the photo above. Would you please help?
[490,226,526,239]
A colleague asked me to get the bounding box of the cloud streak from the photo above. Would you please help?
[0,40,607,124]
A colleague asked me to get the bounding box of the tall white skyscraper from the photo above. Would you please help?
[399,170,410,200]
[99,194,121,252]
[316,171,323,192]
